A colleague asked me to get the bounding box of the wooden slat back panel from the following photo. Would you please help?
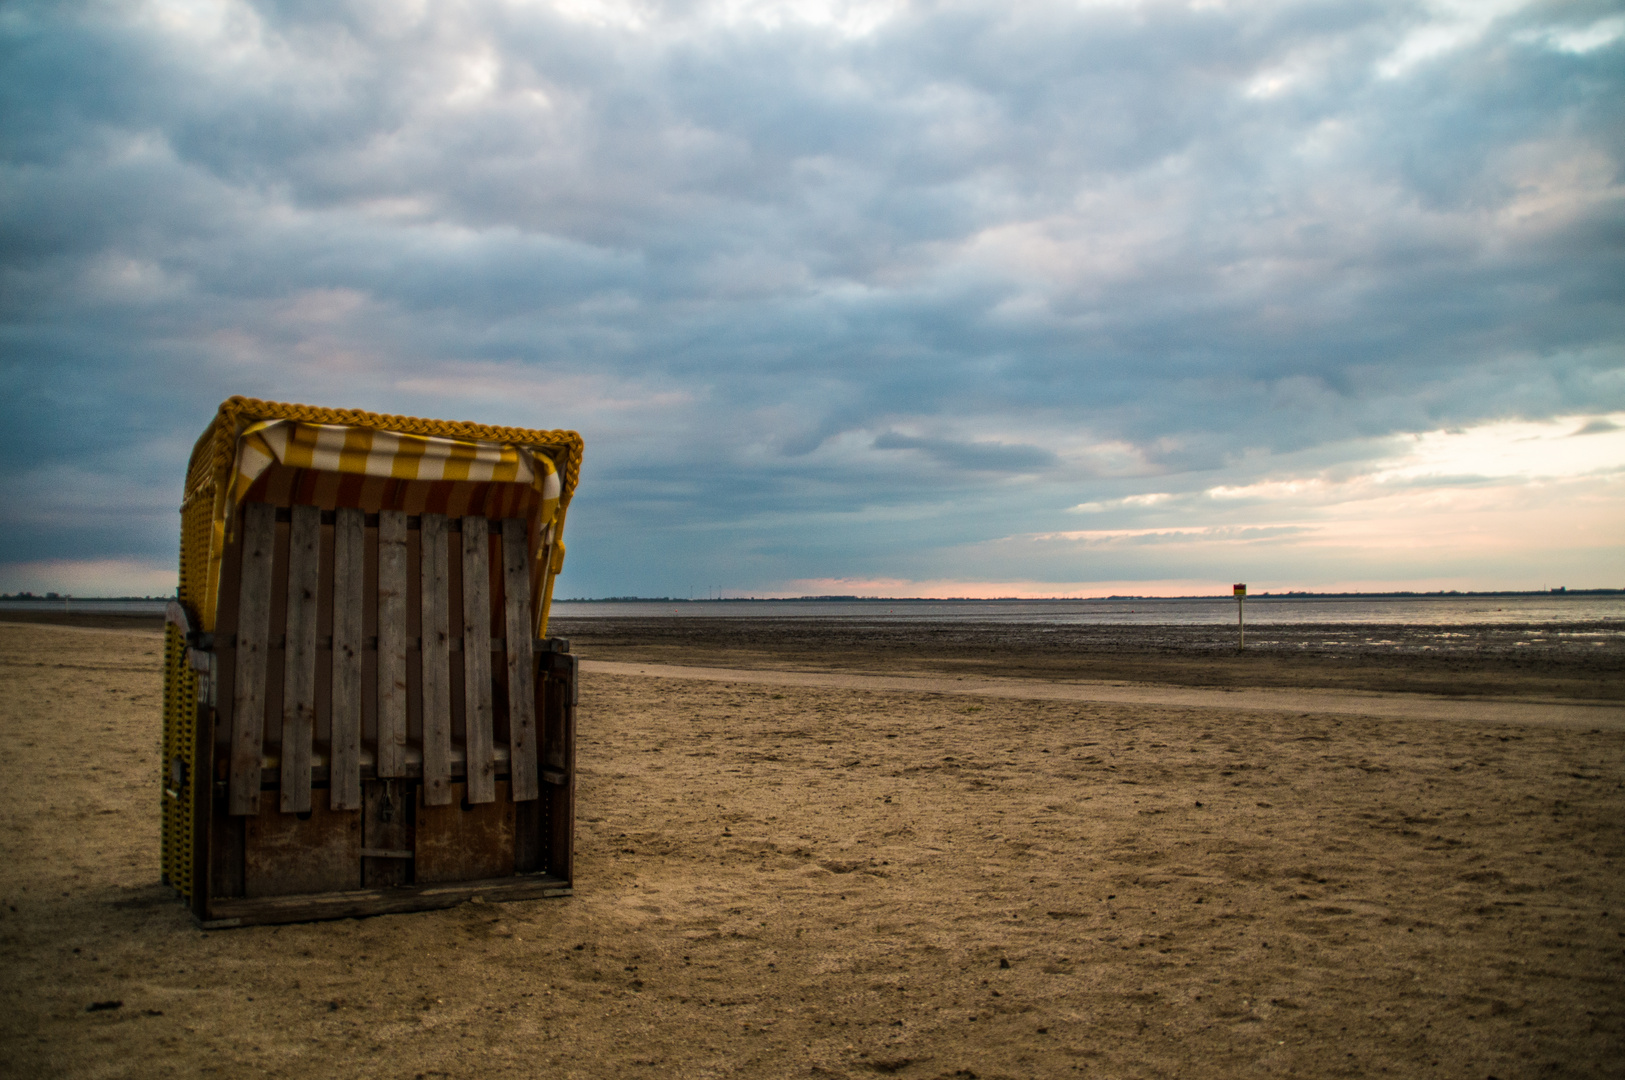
[329,507,364,811]
[461,517,496,804]
[375,509,409,778]
[228,502,549,818]
[228,501,276,815]
[502,518,539,801]
[420,513,453,806]
[280,504,320,814]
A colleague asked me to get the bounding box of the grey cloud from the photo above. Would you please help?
[873,431,1057,472]
[1574,417,1620,435]
[2,0,1621,593]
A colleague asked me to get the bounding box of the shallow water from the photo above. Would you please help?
[552,594,1625,627]
[6,593,1621,630]
[0,598,170,615]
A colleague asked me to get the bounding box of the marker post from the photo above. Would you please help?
[1233,583,1246,649]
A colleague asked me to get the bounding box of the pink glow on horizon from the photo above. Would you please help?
[744,575,1518,599]
[769,578,1252,599]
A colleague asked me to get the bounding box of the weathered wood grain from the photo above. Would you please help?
[204,875,570,927]
[361,778,410,888]
[375,509,408,778]
[461,516,496,804]
[416,781,515,883]
[244,788,361,896]
[502,517,539,801]
[279,503,320,815]
[420,512,453,806]
[329,506,363,811]
[546,653,576,882]
[228,502,276,816]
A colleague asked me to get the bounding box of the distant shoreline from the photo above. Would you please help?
[3,588,1620,606]
[0,595,171,604]
[562,589,1624,602]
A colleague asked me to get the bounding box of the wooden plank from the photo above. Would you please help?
[212,507,244,760]
[375,509,408,777]
[547,654,576,882]
[263,515,291,753]
[228,502,276,816]
[359,516,379,770]
[502,518,539,802]
[329,506,364,811]
[461,517,496,805]
[446,519,466,782]
[415,781,516,883]
[420,513,453,806]
[514,798,542,873]
[314,514,335,765]
[209,811,245,899]
[541,653,572,772]
[204,874,571,927]
[190,693,213,921]
[244,789,361,897]
[279,503,320,815]
[405,518,422,753]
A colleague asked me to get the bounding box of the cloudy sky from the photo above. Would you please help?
[3,0,1622,599]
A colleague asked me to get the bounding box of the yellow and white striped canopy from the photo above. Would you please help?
[229,419,561,506]
[180,397,582,637]
[200,418,567,633]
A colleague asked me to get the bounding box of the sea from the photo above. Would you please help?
[0,598,172,615]
[3,594,1621,628]
[548,595,1625,627]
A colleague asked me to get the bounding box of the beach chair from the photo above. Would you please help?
[160,397,583,926]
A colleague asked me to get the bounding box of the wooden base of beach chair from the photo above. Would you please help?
[196,875,573,929]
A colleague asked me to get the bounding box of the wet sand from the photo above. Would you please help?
[1,620,1622,1079]
[551,616,1625,701]
[578,659,1625,730]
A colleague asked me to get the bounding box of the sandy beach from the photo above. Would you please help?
[1,618,1622,1079]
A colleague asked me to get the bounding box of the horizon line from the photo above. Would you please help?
[4,586,1620,602]
[558,587,1623,603]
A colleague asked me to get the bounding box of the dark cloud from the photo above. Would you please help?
[872,430,1057,472]
[2,0,1621,593]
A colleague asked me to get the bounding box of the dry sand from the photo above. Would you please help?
[1,619,1622,1080]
